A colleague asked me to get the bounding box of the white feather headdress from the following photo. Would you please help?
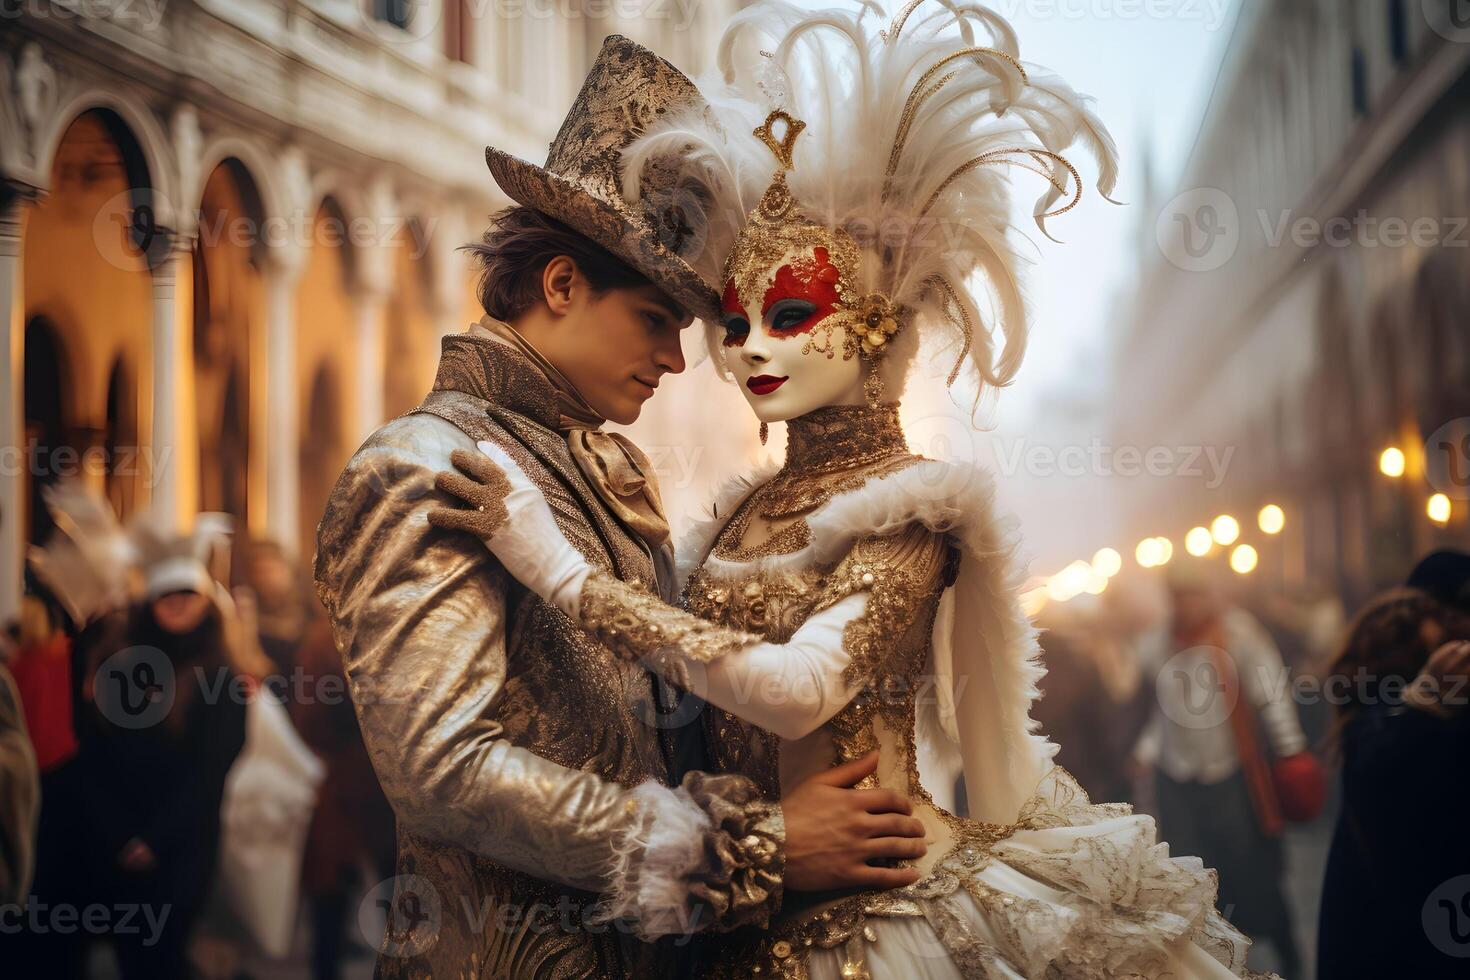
[622,0,1119,394]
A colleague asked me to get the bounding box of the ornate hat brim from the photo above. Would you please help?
[485,146,720,324]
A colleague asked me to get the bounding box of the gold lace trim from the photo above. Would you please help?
[710,820,1021,979]
[578,570,759,687]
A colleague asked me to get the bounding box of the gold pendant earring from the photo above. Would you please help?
[759,421,769,445]
[864,364,885,409]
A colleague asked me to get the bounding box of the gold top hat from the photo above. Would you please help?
[485,35,720,323]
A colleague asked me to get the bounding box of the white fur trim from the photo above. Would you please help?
[591,779,712,939]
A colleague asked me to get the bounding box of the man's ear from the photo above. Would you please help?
[542,256,579,316]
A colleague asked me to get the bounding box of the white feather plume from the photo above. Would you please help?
[621,0,1120,395]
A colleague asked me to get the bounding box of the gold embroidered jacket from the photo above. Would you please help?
[313,334,782,979]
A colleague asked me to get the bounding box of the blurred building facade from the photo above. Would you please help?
[0,0,738,620]
[1109,0,1470,606]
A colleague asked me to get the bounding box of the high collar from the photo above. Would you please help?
[782,402,909,476]
[430,331,564,430]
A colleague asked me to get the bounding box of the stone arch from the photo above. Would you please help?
[37,93,178,231]
[194,135,289,240]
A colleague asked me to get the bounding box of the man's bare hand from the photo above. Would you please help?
[783,751,928,892]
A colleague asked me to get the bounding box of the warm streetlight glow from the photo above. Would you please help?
[1185,526,1214,556]
[1379,447,1406,478]
[1230,544,1259,574]
[1258,504,1285,535]
[1091,547,1123,578]
[1211,515,1240,546]
[1136,538,1163,568]
[1428,493,1452,524]
[1046,561,1095,602]
[1153,537,1173,565]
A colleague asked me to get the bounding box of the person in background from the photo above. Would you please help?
[1317,551,1470,979]
[4,483,135,977]
[1033,605,1149,805]
[1136,562,1323,978]
[237,537,309,688]
[74,517,248,980]
[289,604,395,980]
[0,648,39,907]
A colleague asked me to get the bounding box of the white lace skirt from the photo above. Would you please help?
[748,768,1271,980]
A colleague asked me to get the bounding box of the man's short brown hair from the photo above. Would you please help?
[462,206,657,321]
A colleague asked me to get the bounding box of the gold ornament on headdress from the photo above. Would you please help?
[722,108,908,363]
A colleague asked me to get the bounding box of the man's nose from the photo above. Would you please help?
[655,334,687,375]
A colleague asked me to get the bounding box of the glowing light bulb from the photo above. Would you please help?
[1427,493,1451,524]
[1185,526,1214,556]
[1379,447,1405,478]
[1091,547,1122,578]
[1258,504,1285,535]
[1230,544,1259,575]
[1211,515,1240,546]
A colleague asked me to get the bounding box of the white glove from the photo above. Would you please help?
[427,440,593,617]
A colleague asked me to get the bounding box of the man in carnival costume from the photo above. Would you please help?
[313,35,930,979]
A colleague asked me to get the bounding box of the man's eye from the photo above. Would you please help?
[768,300,817,331]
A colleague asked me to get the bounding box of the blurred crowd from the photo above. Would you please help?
[0,483,394,980]
[1032,549,1470,978]
[1,480,1468,978]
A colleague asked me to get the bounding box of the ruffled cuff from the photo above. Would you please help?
[592,774,784,940]
[578,570,761,686]
[681,770,785,933]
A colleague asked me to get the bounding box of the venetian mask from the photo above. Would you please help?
[719,111,904,424]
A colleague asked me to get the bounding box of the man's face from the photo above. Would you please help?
[550,282,691,425]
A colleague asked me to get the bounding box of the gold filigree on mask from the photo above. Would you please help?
[723,109,909,367]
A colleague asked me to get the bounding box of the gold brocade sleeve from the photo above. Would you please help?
[814,524,954,687]
[578,569,763,687]
[314,413,783,933]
